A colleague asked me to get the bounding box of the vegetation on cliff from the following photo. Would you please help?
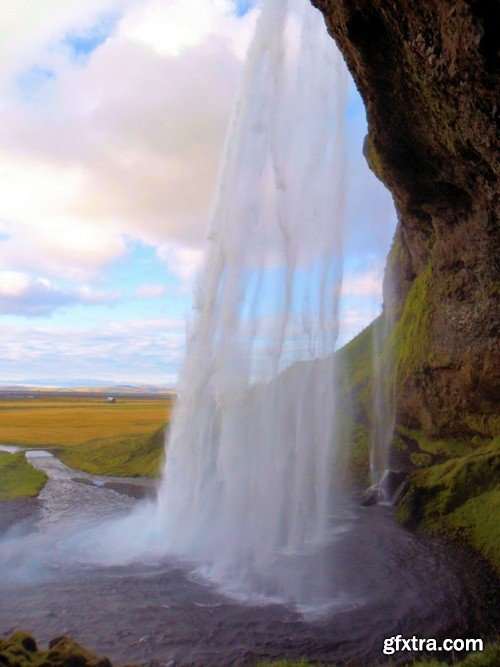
[336,292,499,572]
[0,632,115,667]
[397,438,500,572]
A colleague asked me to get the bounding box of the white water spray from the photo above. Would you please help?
[155,0,349,601]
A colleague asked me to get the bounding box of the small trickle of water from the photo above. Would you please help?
[154,0,349,603]
[370,305,396,499]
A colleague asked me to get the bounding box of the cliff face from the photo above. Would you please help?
[312,0,499,440]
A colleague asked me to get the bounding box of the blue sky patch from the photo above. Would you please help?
[16,65,55,97]
[63,13,119,61]
[234,0,257,17]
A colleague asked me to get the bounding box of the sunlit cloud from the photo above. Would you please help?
[121,0,254,59]
[156,244,205,287]
[0,0,257,282]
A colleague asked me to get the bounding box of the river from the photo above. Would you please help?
[0,446,482,666]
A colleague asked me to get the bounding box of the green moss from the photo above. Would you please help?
[58,425,167,478]
[411,643,500,666]
[446,488,500,570]
[458,644,500,666]
[396,439,500,571]
[399,427,473,459]
[254,645,500,667]
[0,451,48,500]
[384,262,433,383]
[410,452,433,468]
[364,132,386,181]
[393,435,409,452]
[0,632,113,666]
[462,414,500,439]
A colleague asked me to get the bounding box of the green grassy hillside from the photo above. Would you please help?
[0,452,47,500]
[58,425,167,478]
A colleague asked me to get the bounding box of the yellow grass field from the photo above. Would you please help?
[0,397,173,449]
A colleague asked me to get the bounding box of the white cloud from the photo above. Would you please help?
[121,0,253,59]
[157,244,205,286]
[0,317,186,383]
[0,0,136,85]
[0,271,31,297]
[0,0,396,380]
[0,270,119,316]
[0,155,126,278]
[0,0,257,280]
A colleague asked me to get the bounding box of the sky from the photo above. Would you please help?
[0,0,396,387]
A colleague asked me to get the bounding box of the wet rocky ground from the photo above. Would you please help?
[0,497,40,535]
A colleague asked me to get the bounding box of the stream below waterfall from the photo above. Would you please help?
[0,447,482,666]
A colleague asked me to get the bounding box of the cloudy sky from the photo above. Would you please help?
[0,0,395,387]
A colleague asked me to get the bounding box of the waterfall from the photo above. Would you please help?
[154,0,349,601]
[370,305,396,500]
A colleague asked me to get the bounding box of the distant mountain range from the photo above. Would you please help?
[0,380,176,396]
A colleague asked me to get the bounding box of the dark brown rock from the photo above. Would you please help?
[312,0,499,439]
[379,469,408,501]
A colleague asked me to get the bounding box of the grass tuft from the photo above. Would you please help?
[0,451,47,500]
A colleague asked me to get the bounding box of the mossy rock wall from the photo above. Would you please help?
[312,0,499,441]
[311,0,499,568]
[335,302,499,569]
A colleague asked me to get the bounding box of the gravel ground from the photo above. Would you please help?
[0,497,40,535]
